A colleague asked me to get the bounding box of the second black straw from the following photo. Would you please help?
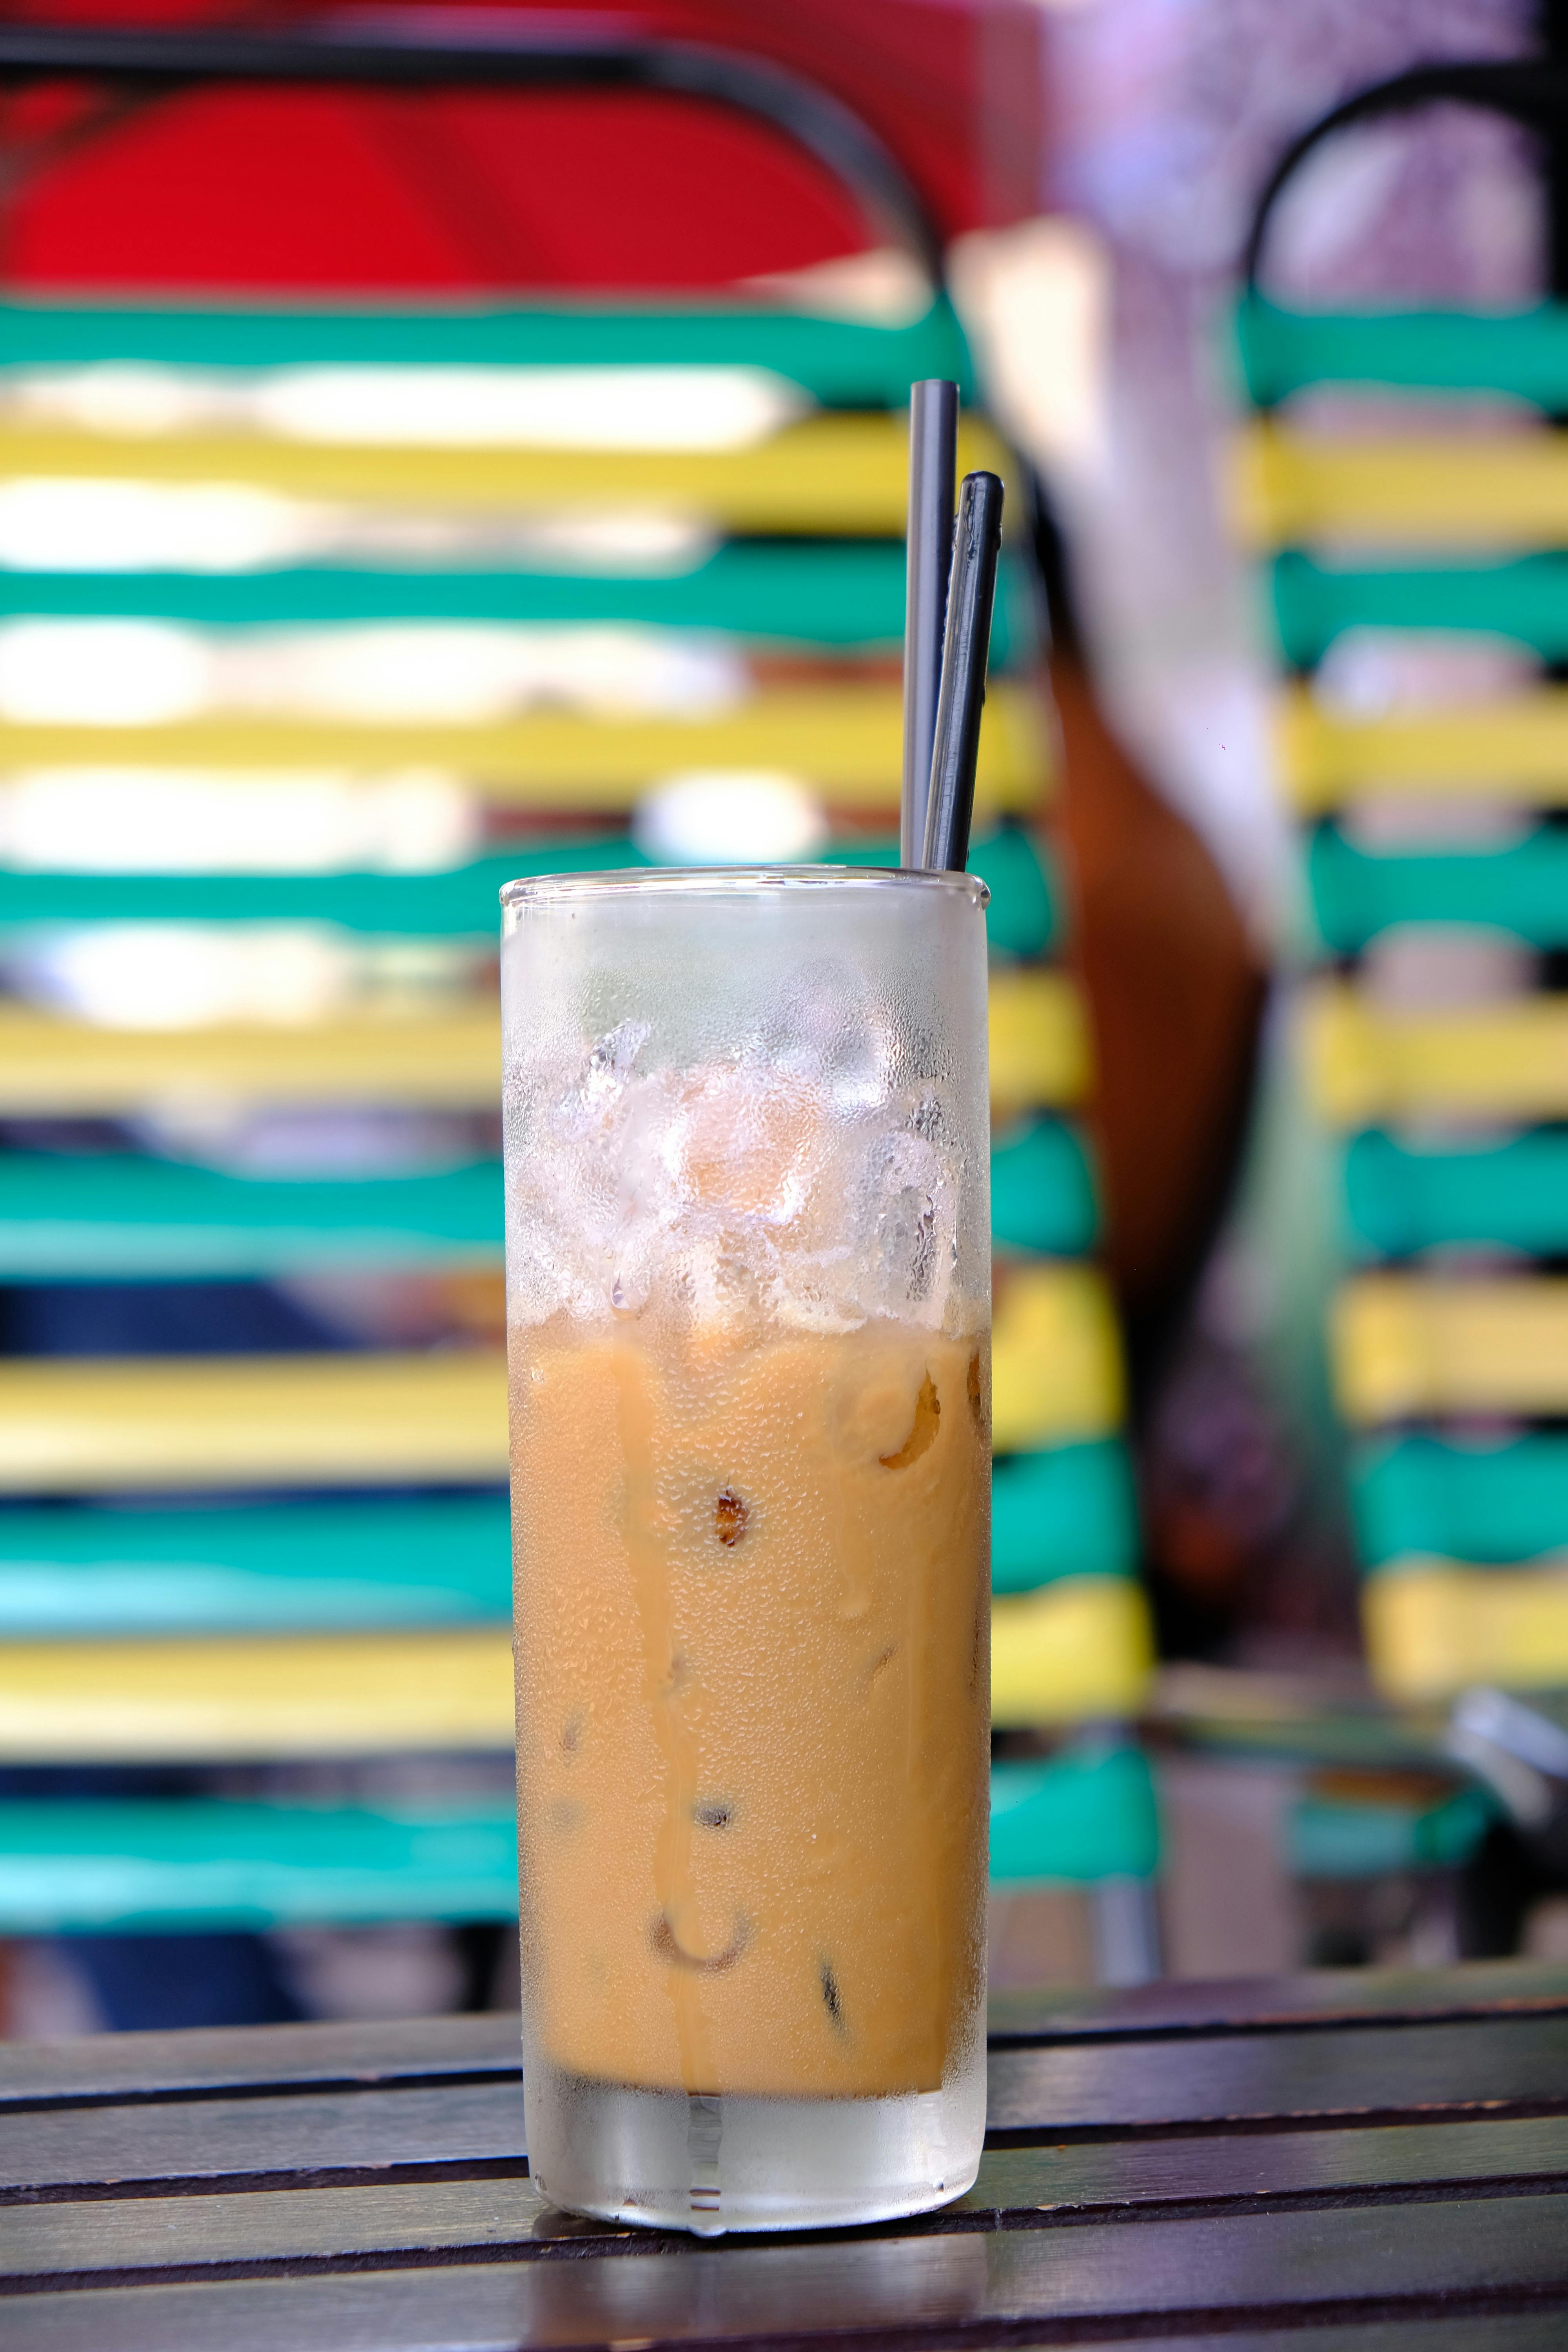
[900,377,958,869]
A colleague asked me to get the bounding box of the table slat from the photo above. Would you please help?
[2,2083,524,2194]
[988,2016,1568,2134]
[10,1965,1568,2110]
[8,2120,1568,2278]
[10,2020,1568,2195]
[3,2198,1566,2348]
[0,2011,517,2107]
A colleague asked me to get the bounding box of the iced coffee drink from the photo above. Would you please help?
[501,869,991,2233]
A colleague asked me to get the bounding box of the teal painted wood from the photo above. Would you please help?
[990,1119,1098,1254]
[1344,1129,1568,1258]
[0,1440,1133,1635]
[0,845,645,937]
[0,827,1054,953]
[0,295,975,401]
[1236,294,1568,407]
[0,550,1033,666]
[0,1495,511,1632]
[991,1441,1139,1592]
[0,1799,521,1932]
[1288,1785,1494,1880]
[0,1154,507,1276]
[990,1747,1160,1884]
[0,1120,1072,1285]
[1272,552,1568,667]
[1354,1433,1568,1570]
[1309,824,1568,951]
[0,1752,1158,1930]
[969,825,1058,958]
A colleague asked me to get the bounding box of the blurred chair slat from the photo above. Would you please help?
[0,1627,515,1759]
[0,848,619,938]
[967,826,1060,958]
[0,1121,1082,1279]
[0,678,1051,811]
[1364,1561,1568,1704]
[0,1796,520,1930]
[0,1441,1139,1635]
[0,294,975,394]
[1303,985,1568,1126]
[0,413,1011,531]
[1309,823,1568,949]
[990,1439,1139,1590]
[0,968,1081,1118]
[991,1266,1125,1449]
[0,1589,1143,1759]
[989,1118,1098,1255]
[989,1748,1160,1884]
[1355,1431,1568,1567]
[0,826,1058,953]
[1333,1274,1568,1424]
[0,1749,1151,1933]
[1236,420,1568,550]
[0,552,1033,665]
[990,1576,1154,1724]
[0,1494,511,1633]
[1343,1129,1568,1258]
[0,1351,510,1492]
[1289,1779,1494,1875]
[0,1005,503,1114]
[1272,550,1568,666]
[1279,684,1568,811]
[0,1272,1114,1493]
[1236,296,1568,407]
[0,1153,505,1276]
[988,969,1092,1116]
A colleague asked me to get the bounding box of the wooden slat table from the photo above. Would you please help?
[5,1964,1568,2348]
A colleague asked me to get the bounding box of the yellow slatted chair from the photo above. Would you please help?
[1238,56,1568,1733]
[0,19,1156,1980]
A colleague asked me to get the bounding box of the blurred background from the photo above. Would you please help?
[4,0,1568,2040]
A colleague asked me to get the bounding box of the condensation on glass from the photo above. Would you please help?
[500,867,992,2234]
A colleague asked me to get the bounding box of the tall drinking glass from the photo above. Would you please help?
[501,867,991,2234]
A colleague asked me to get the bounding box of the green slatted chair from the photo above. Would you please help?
[0,21,1154,1975]
[1238,62,1568,1721]
[0,1746,1165,1952]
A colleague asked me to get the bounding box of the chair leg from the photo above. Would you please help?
[1089,1875,1162,1986]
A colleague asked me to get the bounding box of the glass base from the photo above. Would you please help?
[525,2059,985,2236]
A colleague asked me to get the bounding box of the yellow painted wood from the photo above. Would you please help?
[0,681,1052,815]
[0,1351,510,1492]
[1364,1559,1568,1704]
[0,1583,1147,1756]
[1279,682,1568,814]
[0,969,1081,1119]
[1303,984,1568,1127]
[0,1628,515,1760]
[1234,419,1568,550]
[988,968,1092,1116]
[990,1576,1155,1725]
[0,1005,503,1115]
[992,1264,1125,1450]
[0,413,1010,533]
[0,1266,1113,1489]
[1333,1274,1568,1424]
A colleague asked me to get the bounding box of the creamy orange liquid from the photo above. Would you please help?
[511,1318,991,2101]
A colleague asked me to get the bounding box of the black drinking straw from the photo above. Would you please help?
[922,470,1004,875]
[900,377,959,868]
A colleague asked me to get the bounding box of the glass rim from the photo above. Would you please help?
[499,863,989,910]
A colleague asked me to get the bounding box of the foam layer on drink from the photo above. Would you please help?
[512,1314,990,2100]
